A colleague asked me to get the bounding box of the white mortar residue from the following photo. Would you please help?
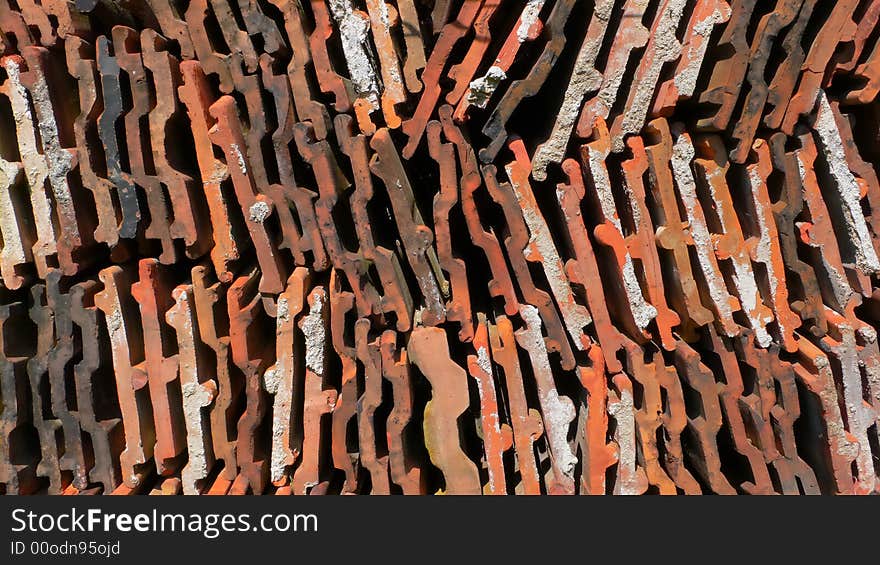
[230,143,248,175]
[249,200,271,223]
[328,0,381,109]
[507,164,591,348]
[518,305,577,478]
[815,91,880,274]
[671,135,734,328]
[302,290,327,375]
[517,0,547,42]
[468,66,506,109]
[587,145,657,329]
[703,165,771,347]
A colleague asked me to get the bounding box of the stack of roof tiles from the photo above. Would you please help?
[2,0,880,495]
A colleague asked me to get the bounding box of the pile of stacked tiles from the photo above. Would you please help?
[2,0,880,495]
